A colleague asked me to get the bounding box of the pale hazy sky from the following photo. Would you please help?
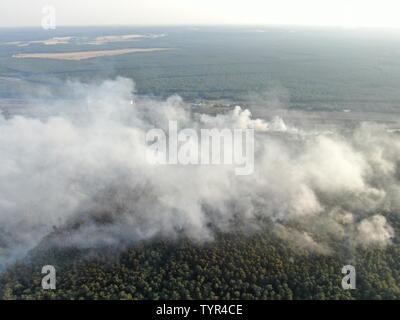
[1,0,400,28]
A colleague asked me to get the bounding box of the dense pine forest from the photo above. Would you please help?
[1,215,400,300]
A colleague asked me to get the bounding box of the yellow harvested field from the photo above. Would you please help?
[12,48,171,60]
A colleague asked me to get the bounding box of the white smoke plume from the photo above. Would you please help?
[0,77,399,268]
[274,224,332,255]
[356,215,394,248]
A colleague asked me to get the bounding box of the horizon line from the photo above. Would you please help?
[1,23,400,31]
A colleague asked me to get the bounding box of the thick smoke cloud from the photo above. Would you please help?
[0,77,399,267]
[356,215,394,248]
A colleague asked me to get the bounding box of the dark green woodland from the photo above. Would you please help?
[1,217,400,300]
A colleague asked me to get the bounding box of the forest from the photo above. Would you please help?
[1,216,400,300]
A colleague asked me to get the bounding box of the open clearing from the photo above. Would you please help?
[12,48,171,60]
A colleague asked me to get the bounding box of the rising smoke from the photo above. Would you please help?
[0,77,399,267]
